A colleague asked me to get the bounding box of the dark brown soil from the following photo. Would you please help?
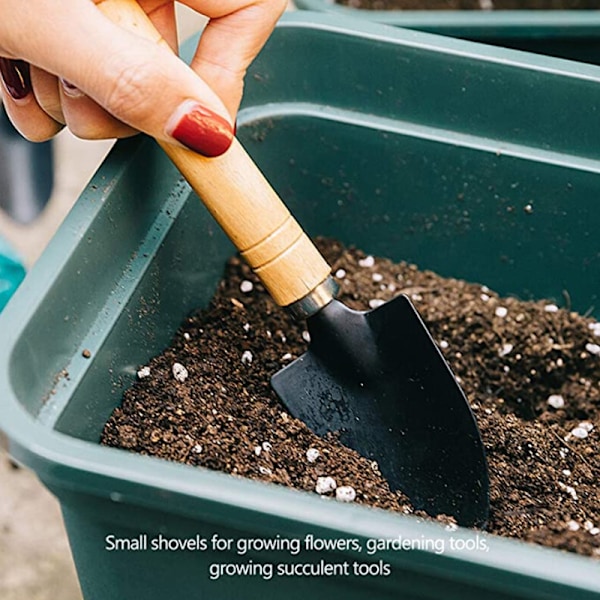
[102,239,600,558]
[336,0,599,10]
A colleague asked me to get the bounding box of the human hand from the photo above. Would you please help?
[0,0,287,156]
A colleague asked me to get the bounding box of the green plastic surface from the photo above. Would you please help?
[1,13,600,600]
[295,0,600,63]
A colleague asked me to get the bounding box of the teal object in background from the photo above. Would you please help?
[0,236,25,312]
[294,1,600,64]
[1,13,600,600]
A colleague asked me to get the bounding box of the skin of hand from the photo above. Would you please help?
[0,0,287,156]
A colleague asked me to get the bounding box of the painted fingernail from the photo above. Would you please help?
[167,100,233,157]
[60,78,85,98]
[0,58,32,100]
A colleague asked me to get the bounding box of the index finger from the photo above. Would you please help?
[182,0,288,118]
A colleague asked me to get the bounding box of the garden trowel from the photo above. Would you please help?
[101,0,490,528]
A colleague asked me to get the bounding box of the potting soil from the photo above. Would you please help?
[102,239,600,558]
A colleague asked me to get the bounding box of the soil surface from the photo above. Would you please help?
[102,239,600,558]
[336,0,599,10]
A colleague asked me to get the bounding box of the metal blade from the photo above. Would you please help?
[272,296,489,527]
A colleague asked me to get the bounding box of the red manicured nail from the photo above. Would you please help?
[167,101,233,157]
[0,58,32,100]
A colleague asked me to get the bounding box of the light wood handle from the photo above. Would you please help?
[97,0,331,308]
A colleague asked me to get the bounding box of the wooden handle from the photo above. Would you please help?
[97,0,331,308]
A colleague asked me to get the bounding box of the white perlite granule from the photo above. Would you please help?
[358,255,375,268]
[495,306,508,318]
[568,422,594,440]
[547,394,565,409]
[137,366,151,379]
[306,448,320,463]
[571,427,589,439]
[239,280,254,293]
[585,343,600,356]
[369,299,385,309]
[315,476,337,495]
[172,362,188,383]
[558,482,578,501]
[335,486,357,503]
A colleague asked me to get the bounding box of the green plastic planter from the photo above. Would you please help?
[294,0,600,63]
[1,13,600,600]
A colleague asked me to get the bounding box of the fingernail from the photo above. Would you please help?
[60,78,85,98]
[0,58,32,100]
[167,100,233,158]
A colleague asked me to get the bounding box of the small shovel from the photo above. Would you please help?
[101,0,490,527]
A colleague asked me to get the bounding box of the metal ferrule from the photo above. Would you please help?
[285,276,338,321]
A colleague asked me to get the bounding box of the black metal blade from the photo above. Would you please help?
[271,296,489,527]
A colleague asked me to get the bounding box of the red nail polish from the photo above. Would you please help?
[0,58,31,100]
[169,102,233,157]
